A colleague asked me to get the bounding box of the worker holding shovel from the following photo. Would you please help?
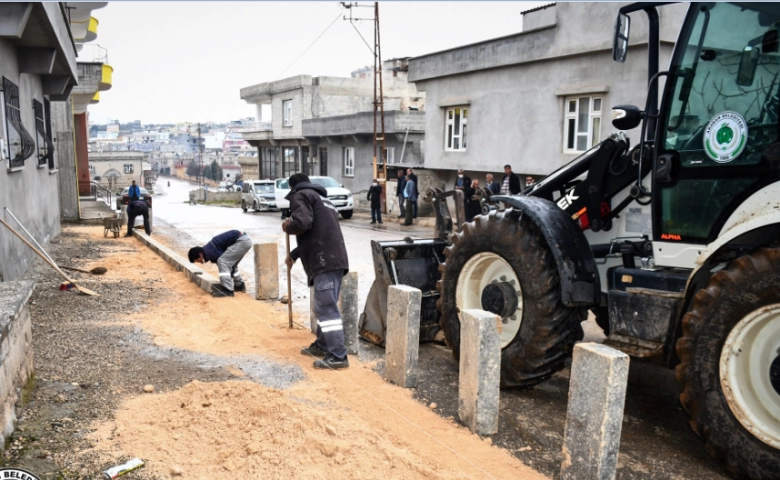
[283,173,350,370]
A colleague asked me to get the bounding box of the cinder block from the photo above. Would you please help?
[253,243,279,300]
[384,285,421,388]
[458,309,501,436]
[560,343,630,480]
[338,272,359,355]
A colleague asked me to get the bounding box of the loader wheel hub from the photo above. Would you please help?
[456,252,523,349]
[720,303,780,449]
[481,282,519,319]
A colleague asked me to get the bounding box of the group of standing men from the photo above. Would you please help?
[456,165,532,221]
[395,168,420,226]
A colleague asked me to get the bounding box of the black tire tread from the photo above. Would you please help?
[676,248,780,479]
[437,210,584,388]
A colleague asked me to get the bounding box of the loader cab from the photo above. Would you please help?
[618,2,780,268]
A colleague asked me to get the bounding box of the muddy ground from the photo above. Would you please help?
[2,225,732,480]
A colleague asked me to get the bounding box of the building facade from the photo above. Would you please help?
[89,152,144,191]
[0,2,80,280]
[239,59,424,183]
[407,2,687,187]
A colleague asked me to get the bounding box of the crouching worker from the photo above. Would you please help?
[188,230,251,297]
[125,199,151,237]
[283,173,350,370]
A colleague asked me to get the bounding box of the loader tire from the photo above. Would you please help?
[676,248,780,479]
[437,210,585,388]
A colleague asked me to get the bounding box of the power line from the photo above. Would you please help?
[274,11,342,82]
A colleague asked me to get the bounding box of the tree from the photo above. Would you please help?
[185,161,201,178]
[208,160,223,182]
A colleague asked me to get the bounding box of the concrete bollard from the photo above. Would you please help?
[253,243,279,300]
[560,343,630,480]
[384,285,421,388]
[458,309,501,436]
[338,271,359,355]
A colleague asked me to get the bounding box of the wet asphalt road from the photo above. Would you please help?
[149,177,731,480]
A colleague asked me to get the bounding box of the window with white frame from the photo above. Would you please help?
[283,99,293,127]
[384,147,395,164]
[343,147,354,177]
[564,96,602,153]
[445,106,468,152]
[124,164,134,174]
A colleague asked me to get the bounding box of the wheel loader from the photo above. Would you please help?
[358,2,780,478]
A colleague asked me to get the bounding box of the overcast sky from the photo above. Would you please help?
[84,1,545,125]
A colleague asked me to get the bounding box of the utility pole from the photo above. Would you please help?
[198,123,204,190]
[343,1,387,212]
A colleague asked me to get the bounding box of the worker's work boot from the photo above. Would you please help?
[212,286,234,298]
[313,354,349,370]
[301,342,327,357]
[234,282,247,293]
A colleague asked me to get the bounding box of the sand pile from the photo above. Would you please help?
[91,380,471,479]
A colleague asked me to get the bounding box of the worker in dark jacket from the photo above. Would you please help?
[395,169,406,218]
[188,230,251,297]
[406,168,419,218]
[124,199,150,237]
[283,173,350,370]
[367,179,383,224]
[128,180,141,202]
[455,169,473,221]
[501,165,522,195]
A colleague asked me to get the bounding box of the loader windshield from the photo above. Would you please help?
[657,2,780,242]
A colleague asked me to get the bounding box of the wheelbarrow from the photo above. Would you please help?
[99,214,122,238]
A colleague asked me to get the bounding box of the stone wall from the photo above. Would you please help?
[189,190,242,204]
[0,281,35,449]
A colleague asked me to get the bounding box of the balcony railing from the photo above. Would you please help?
[233,122,272,133]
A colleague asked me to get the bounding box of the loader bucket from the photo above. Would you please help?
[358,238,448,346]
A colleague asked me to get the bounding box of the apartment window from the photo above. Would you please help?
[124,164,134,174]
[2,77,35,169]
[384,147,395,164]
[33,100,52,167]
[343,147,355,177]
[283,99,293,127]
[564,96,602,153]
[44,99,55,169]
[445,107,468,152]
[282,146,297,176]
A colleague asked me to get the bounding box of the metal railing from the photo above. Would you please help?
[89,181,113,208]
[232,122,273,133]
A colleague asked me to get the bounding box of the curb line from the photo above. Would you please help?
[132,231,218,295]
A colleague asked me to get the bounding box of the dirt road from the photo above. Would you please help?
[4,226,545,479]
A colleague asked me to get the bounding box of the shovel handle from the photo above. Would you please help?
[286,232,293,329]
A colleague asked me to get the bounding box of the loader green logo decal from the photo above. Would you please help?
[703,111,747,163]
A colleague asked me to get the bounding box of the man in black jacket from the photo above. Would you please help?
[283,173,350,370]
[188,230,251,297]
[406,168,419,218]
[501,164,522,195]
[395,169,406,218]
[124,199,150,237]
[367,179,383,224]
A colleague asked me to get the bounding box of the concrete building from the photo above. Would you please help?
[89,151,144,190]
[239,58,424,182]
[50,2,113,221]
[407,2,687,187]
[302,110,425,196]
[0,2,80,280]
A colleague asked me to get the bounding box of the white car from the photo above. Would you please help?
[275,176,354,219]
[242,180,277,212]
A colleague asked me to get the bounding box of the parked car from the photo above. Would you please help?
[116,187,153,233]
[116,186,152,210]
[275,176,353,219]
[242,180,277,212]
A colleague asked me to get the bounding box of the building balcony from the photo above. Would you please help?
[235,122,272,133]
[99,64,113,91]
[72,16,99,43]
[90,92,100,104]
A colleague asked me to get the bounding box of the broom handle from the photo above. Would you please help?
[4,207,56,264]
[286,232,293,329]
[0,217,75,284]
